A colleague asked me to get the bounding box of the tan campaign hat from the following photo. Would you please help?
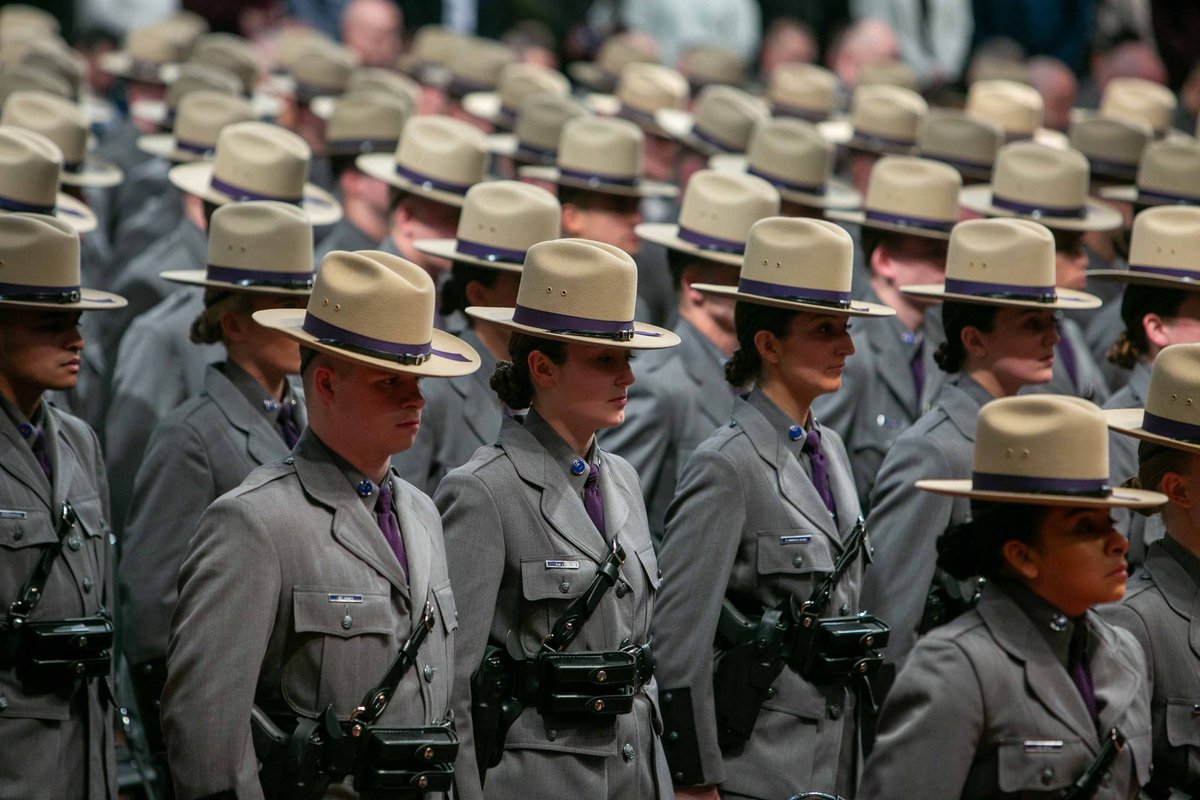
[131,62,244,129]
[169,121,343,225]
[271,25,332,79]
[0,5,59,35]
[466,238,680,349]
[636,169,781,266]
[486,92,590,165]
[1099,77,1179,137]
[859,60,918,91]
[0,63,70,108]
[965,79,1066,147]
[678,45,747,88]
[255,250,480,378]
[311,68,421,120]
[1105,343,1200,456]
[900,217,1102,309]
[827,155,961,239]
[959,141,1123,231]
[415,180,560,272]
[693,217,895,317]
[462,63,569,129]
[1088,205,1200,289]
[138,91,258,163]
[443,37,517,98]
[918,110,1004,182]
[1,91,122,188]
[656,84,770,156]
[709,117,861,210]
[357,115,490,208]
[396,24,458,74]
[766,62,841,122]
[1100,138,1200,206]
[16,39,84,100]
[323,91,411,157]
[0,213,123,310]
[99,19,194,83]
[1067,115,1151,182]
[0,126,95,233]
[161,201,314,294]
[519,116,677,198]
[845,83,927,154]
[918,394,1165,509]
[188,33,259,92]
[585,62,689,139]
[568,33,659,92]
[289,38,359,102]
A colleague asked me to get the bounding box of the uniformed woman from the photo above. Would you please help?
[117,201,314,780]
[0,214,128,799]
[1102,343,1200,797]
[862,218,1103,671]
[652,217,896,800]
[392,180,560,495]
[860,394,1160,799]
[435,238,681,800]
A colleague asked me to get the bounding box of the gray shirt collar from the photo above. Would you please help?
[309,431,394,516]
[746,387,813,461]
[949,370,998,409]
[221,360,298,424]
[1162,535,1200,586]
[999,578,1085,670]
[522,407,598,499]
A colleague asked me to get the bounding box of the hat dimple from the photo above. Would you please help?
[741,216,853,293]
[866,155,961,220]
[309,250,434,342]
[973,395,1109,480]
[206,200,312,272]
[516,238,637,323]
[455,180,560,250]
[946,217,1056,287]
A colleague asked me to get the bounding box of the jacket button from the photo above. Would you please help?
[615,582,629,598]
[1041,767,1055,785]
[82,577,93,593]
[342,614,352,630]
[1101,771,1112,788]
[766,687,776,698]
[792,555,803,568]
[622,743,635,762]
[674,772,684,782]
[668,731,679,741]
[840,603,849,615]
[284,457,295,465]
[663,692,672,704]
[0,695,7,710]
[546,729,557,741]
[559,580,570,593]
[67,536,81,552]
[827,705,841,720]
[12,530,21,541]
[424,665,436,683]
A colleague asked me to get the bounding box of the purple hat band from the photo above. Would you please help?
[512,304,661,342]
[0,280,88,304]
[174,137,216,156]
[770,103,828,123]
[1136,187,1200,205]
[210,175,303,205]
[1128,263,1200,281]
[737,277,851,308]
[514,141,556,159]
[205,264,314,288]
[394,163,474,196]
[944,277,1057,303]
[991,193,1087,219]
[864,209,955,233]
[0,194,56,215]
[1085,156,1139,177]
[1143,410,1200,441]
[925,153,994,174]
[301,313,470,364]
[678,226,746,254]
[558,166,641,187]
[617,104,659,128]
[326,137,400,154]
[748,166,826,197]
[691,124,738,153]
[455,238,527,264]
[972,471,1111,497]
[851,130,916,150]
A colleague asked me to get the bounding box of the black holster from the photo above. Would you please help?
[788,610,889,682]
[919,570,985,634]
[0,614,113,693]
[712,605,787,755]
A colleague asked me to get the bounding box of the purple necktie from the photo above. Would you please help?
[584,463,607,540]
[1068,626,1099,722]
[1056,322,1079,388]
[375,480,409,580]
[277,402,301,448]
[911,339,926,416]
[21,424,51,482]
[802,428,837,519]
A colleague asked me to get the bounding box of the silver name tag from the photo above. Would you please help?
[0,510,28,519]
[1023,740,1064,753]
[328,593,363,603]
[779,535,812,545]
[545,560,580,569]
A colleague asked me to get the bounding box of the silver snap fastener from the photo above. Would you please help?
[1041,767,1054,785]
[622,743,635,762]
[424,665,436,683]
[82,577,93,593]
[67,536,81,551]
[792,555,803,568]
[342,614,352,630]
[559,580,570,593]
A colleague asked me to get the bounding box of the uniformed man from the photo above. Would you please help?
[161,249,480,799]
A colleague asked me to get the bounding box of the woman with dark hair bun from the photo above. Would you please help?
[652,217,896,799]
[861,217,1103,673]
[861,394,1163,799]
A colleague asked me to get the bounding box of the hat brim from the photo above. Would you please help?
[654,108,740,156]
[98,50,170,83]
[1086,268,1200,291]
[461,91,508,125]
[693,283,896,317]
[708,154,862,210]
[159,269,315,295]
[915,478,1166,509]
[586,93,676,138]
[567,62,616,92]
[465,305,680,350]
[517,165,677,198]
[60,157,124,189]
[634,222,742,266]
[0,287,127,311]
[1104,407,1200,456]
[137,133,210,163]
[355,152,472,208]
[899,282,1103,310]
[959,185,1123,231]
[253,307,481,377]
[412,238,524,272]
[824,208,953,240]
[30,192,97,234]
[168,161,344,226]
[1098,184,1200,207]
[845,133,918,156]
[816,117,853,145]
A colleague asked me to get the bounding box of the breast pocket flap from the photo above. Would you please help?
[0,506,54,549]
[756,529,835,576]
[996,737,1090,794]
[292,586,393,638]
[431,581,458,636]
[1166,699,1200,748]
[520,556,596,601]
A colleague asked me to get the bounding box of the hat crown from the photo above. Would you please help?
[919,110,1003,170]
[1144,344,1200,426]
[690,84,770,151]
[513,92,588,153]
[557,116,643,179]
[678,169,781,246]
[126,22,191,66]
[858,61,918,90]
[1,91,87,163]
[516,238,638,324]
[1101,77,1176,134]
[293,39,358,93]
[274,27,332,72]
[992,141,1091,210]
[175,92,257,151]
[596,35,658,75]
[1128,205,1200,274]
[746,118,834,188]
[18,42,82,97]
[973,395,1110,483]
[740,217,854,294]
[396,115,488,187]
[211,122,310,202]
[767,63,838,116]
[945,217,1057,289]
[0,126,61,206]
[189,33,258,89]
[326,91,410,148]
[497,63,568,109]
[679,46,746,86]
[1136,139,1200,201]
[0,63,70,107]
[166,63,243,108]
[348,68,421,107]
[865,155,962,222]
[406,26,458,64]
[448,38,516,91]
[1068,116,1150,170]
[0,213,78,290]
[308,250,435,346]
[851,84,927,144]
[456,180,560,253]
[616,63,688,115]
[966,79,1044,137]
[206,201,312,273]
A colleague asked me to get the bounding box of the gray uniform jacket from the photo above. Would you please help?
[861,582,1152,799]
[0,397,116,800]
[861,372,994,669]
[1102,536,1200,796]
[602,318,733,544]
[813,294,947,512]
[435,410,672,800]
[119,362,305,667]
[653,389,865,799]
[1103,362,1161,567]
[1026,317,1111,404]
[314,216,377,263]
[162,429,456,800]
[392,327,501,496]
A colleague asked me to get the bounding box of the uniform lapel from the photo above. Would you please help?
[821,426,858,547]
[866,317,919,417]
[939,378,989,443]
[676,320,731,429]
[1143,544,1200,660]
[454,329,500,446]
[44,408,77,511]
[598,452,630,547]
[1089,612,1143,739]
[0,410,51,508]
[394,481,431,617]
[205,365,285,466]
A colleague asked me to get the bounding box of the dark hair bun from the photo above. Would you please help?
[490,360,532,410]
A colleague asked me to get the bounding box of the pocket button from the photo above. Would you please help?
[341,614,352,630]
[1041,767,1055,786]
